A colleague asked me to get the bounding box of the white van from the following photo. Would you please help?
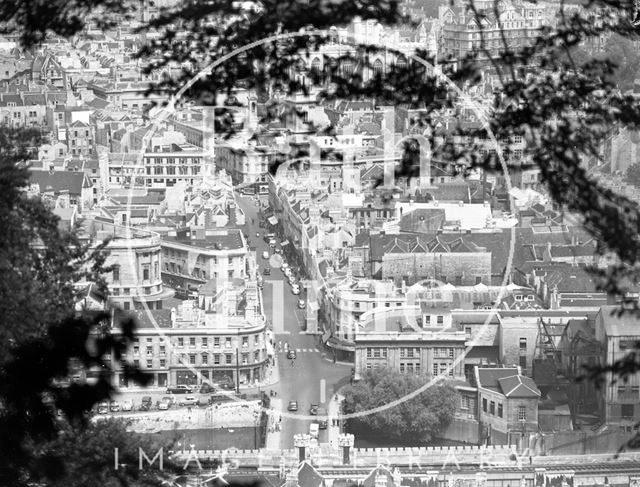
[309,422,319,439]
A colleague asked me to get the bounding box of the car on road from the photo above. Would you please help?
[200,383,216,394]
[97,401,109,414]
[262,251,269,259]
[109,400,120,412]
[317,408,328,429]
[309,404,319,415]
[287,400,298,411]
[309,422,319,439]
[291,284,300,295]
[263,268,271,275]
[121,399,134,412]
[297,299,306,309]
[167,385,193,394]
[269,239,276,248]
[178,395,198,407]
[158,397,173,410]
[287,349,297,360]
[140,396,153,411]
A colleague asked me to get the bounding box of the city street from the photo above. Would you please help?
[235,193,351,449]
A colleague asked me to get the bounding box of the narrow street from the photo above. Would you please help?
[235,193,351,449]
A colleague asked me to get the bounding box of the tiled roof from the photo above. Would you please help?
[29,169,91,194]
[497,375,541,398]
[477,367,520,391]
[297,462,324,487]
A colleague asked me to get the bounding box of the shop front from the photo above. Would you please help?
[175,369,198,387]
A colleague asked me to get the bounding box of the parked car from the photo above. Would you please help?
[263,268,271,275]
[200,383,216,394]
[309,404,319,415]
[109,400,120,412]
[121,399,134,412]
[197,396,210,407]
[297,299,306,309]
[317,408,328,429]
[287,400,298,411]
[158,397,173,410]
[309,422,319,439]
[262,251,269,259]
[291,284,300,295]
[167,385,193,394]
[178,395,198,407]
[287,349,297,360]
[97,401,109,414]
[140,396,152,411]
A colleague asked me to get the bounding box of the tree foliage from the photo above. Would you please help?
[0,127,157,485]
[342,369,459,443]
[626,162,640,187]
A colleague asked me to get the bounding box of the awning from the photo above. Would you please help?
[268,216,278,225]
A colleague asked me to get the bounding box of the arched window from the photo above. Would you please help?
[373,59,383,77]
[396,55,407,70]
[311,57,321,74]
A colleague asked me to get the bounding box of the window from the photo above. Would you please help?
[519,338,527,351]
[490,401,495,415]
[461,396,471,410]
[214,354,220,365]
[498,403,503,418]
[373,348,381,358]
[415,363,420,374]
[433,363,439,376]
[242,336,248,347]
[112,265,120,282]
[242,353,249,365]
[449,348,454,358]
[146,359,153,368]
[465,327,472,337]
[366,348,372,359]
[519,356,527,369]
[437,316,444,324]
[202,337,208,348]
[202,354,208,365]
[254,351,260,362]
[518,405,527,421]
[159,345,165,355]
[225,337,231,348]
[482,398,488,413]
[178,337,184,347]
[424,315,431,324]
[133,346,139,356]
[160,359,166,368]
[189,354,196,365]
[254,335,259,345]
[214,337,220,347]
[400,348,406,359]
[621,404,635,419]
[143,266,150,281]
[400,363,405,373]
[189,337,196,347]
[146,347,153,356]
[225,354,232,365]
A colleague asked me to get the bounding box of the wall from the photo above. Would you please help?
[499,317,539,375]
[542,429,635,456]
[439,417,480,444]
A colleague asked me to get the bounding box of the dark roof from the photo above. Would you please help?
[297,462,324,487]
[477,367,520,390]
[163,229,245,251]
[30,169,91,194]
[497,375,541,398]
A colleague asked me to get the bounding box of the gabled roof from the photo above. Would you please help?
[362,466,397,487]
[297,462,323,487]
[476,367,519,390]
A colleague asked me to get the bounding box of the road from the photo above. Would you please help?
[235,193,350,449]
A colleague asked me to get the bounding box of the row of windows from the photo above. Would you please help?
[176,335,260,348]
[366,347,388,359]
[111,285,161,296]
[433,362,455,377]
[482,398,505,418]
[177,351,261,365]
[434,347,455,359]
